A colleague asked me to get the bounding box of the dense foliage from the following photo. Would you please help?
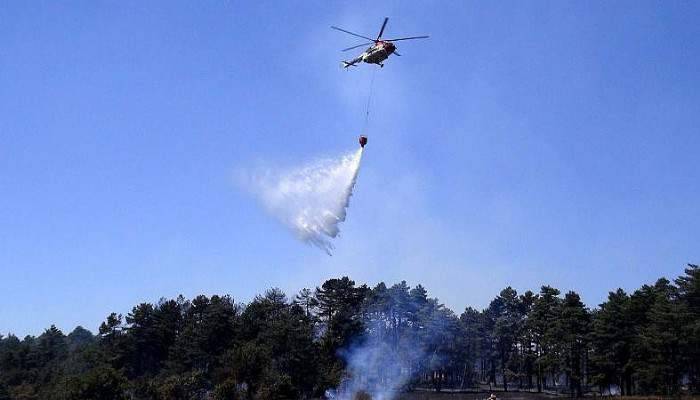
[1,265,699,399]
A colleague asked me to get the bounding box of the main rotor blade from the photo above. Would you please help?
[342,42,373,52]
[331,26,375,42]
[377,17,389,40]
[385,35,430,41]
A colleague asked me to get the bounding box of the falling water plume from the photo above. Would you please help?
[241,148,364,254]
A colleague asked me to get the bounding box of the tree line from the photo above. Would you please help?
[0,264,698,399]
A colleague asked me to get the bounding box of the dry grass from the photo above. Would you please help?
[353,391,372,400]
[397,394,700,400]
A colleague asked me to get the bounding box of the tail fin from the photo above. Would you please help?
[341,56,363,69]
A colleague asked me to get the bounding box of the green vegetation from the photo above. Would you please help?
[1,265,699,399]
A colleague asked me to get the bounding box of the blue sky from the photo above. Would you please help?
[1,1,699,336]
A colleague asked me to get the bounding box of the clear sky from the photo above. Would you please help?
[2,1,699,337]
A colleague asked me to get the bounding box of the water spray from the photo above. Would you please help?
[240,146,364,255]
[241,58,375,254]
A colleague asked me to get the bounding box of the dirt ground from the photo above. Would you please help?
[397,392,560,400]
[397,393,700,400]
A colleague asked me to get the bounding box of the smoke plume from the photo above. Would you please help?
[240,148,363,254]
[332,337,423,400]
[326,286,449,400]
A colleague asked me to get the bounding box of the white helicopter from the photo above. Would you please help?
[332,17,429,68]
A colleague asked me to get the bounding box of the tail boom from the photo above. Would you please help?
[342,56,363,68]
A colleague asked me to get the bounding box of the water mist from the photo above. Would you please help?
[240,148,364,254]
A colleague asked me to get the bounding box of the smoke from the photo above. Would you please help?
[331,337,423,400]
[239,148,364,254]
[327,289,446,400]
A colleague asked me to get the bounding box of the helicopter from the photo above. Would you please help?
[331,17,429,68]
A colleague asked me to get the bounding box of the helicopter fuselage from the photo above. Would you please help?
[361,41,396,65]
[334,18,427,69]
[344,41,396,68]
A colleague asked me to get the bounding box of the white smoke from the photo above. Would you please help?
[329,335,423,400]
[240,148,363,254]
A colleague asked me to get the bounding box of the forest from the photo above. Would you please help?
[1,264,698,400]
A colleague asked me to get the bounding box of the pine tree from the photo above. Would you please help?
[553,292,590,397]
[676,264,700,391]
[488,287,523,391]
[529,286,561,391]
[591,289,634,395]
[634,279,686,394]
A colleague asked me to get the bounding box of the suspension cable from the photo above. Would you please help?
[362,68,377,134]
